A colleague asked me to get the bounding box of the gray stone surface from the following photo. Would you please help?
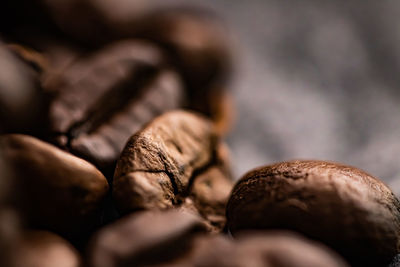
[195,0,400,195]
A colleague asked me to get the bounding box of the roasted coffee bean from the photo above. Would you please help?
[11,230,81,267]
[226,160,400,267]
[113,110,233,231]
[89,211,347,267]
[0,43,48,135]
[45,40,185,175]
[166,231,348,267]
[88,209,206,267]
[0,134,109,238]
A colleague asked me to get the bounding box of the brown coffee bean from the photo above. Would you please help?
[226,160,400,267]
[113,110,233,231]
[88,209,206,267]
[45,40,185,175]
[0,42,49,135]
[0,134,109,238]
[167,231,348,267]
[11,230,81,267]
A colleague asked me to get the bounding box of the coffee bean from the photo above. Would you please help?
[0,134,109,238]
[11,230,81,267]
[88,209,206,267]
[169,231,348,267]
[226,160,400,266]
[89,210,347,267]
[46,40,185,175]
[113,110,233,231]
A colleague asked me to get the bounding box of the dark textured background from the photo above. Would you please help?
[194,1,400,194]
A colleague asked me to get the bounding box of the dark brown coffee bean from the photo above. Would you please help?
[11,230,81,267]
[0,42,49,135]
[166,231,348,267]
[46,40,185,175]
[88,209,206,267]
[0,134,109,238]
[226,160,400,267]
[113,110,233,231]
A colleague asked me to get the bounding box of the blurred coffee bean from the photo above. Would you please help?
[11,230,81,267]
[88,209,206,267]
[165,231,348,267]
[45,40,185,176]
[113,110,233,231]
[0,134,109,239]
[227,160,400,267]
[0,43,49,135]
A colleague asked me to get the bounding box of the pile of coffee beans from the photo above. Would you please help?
[0,1,399,266]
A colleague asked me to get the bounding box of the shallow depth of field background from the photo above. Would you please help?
[195,1,400,194]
